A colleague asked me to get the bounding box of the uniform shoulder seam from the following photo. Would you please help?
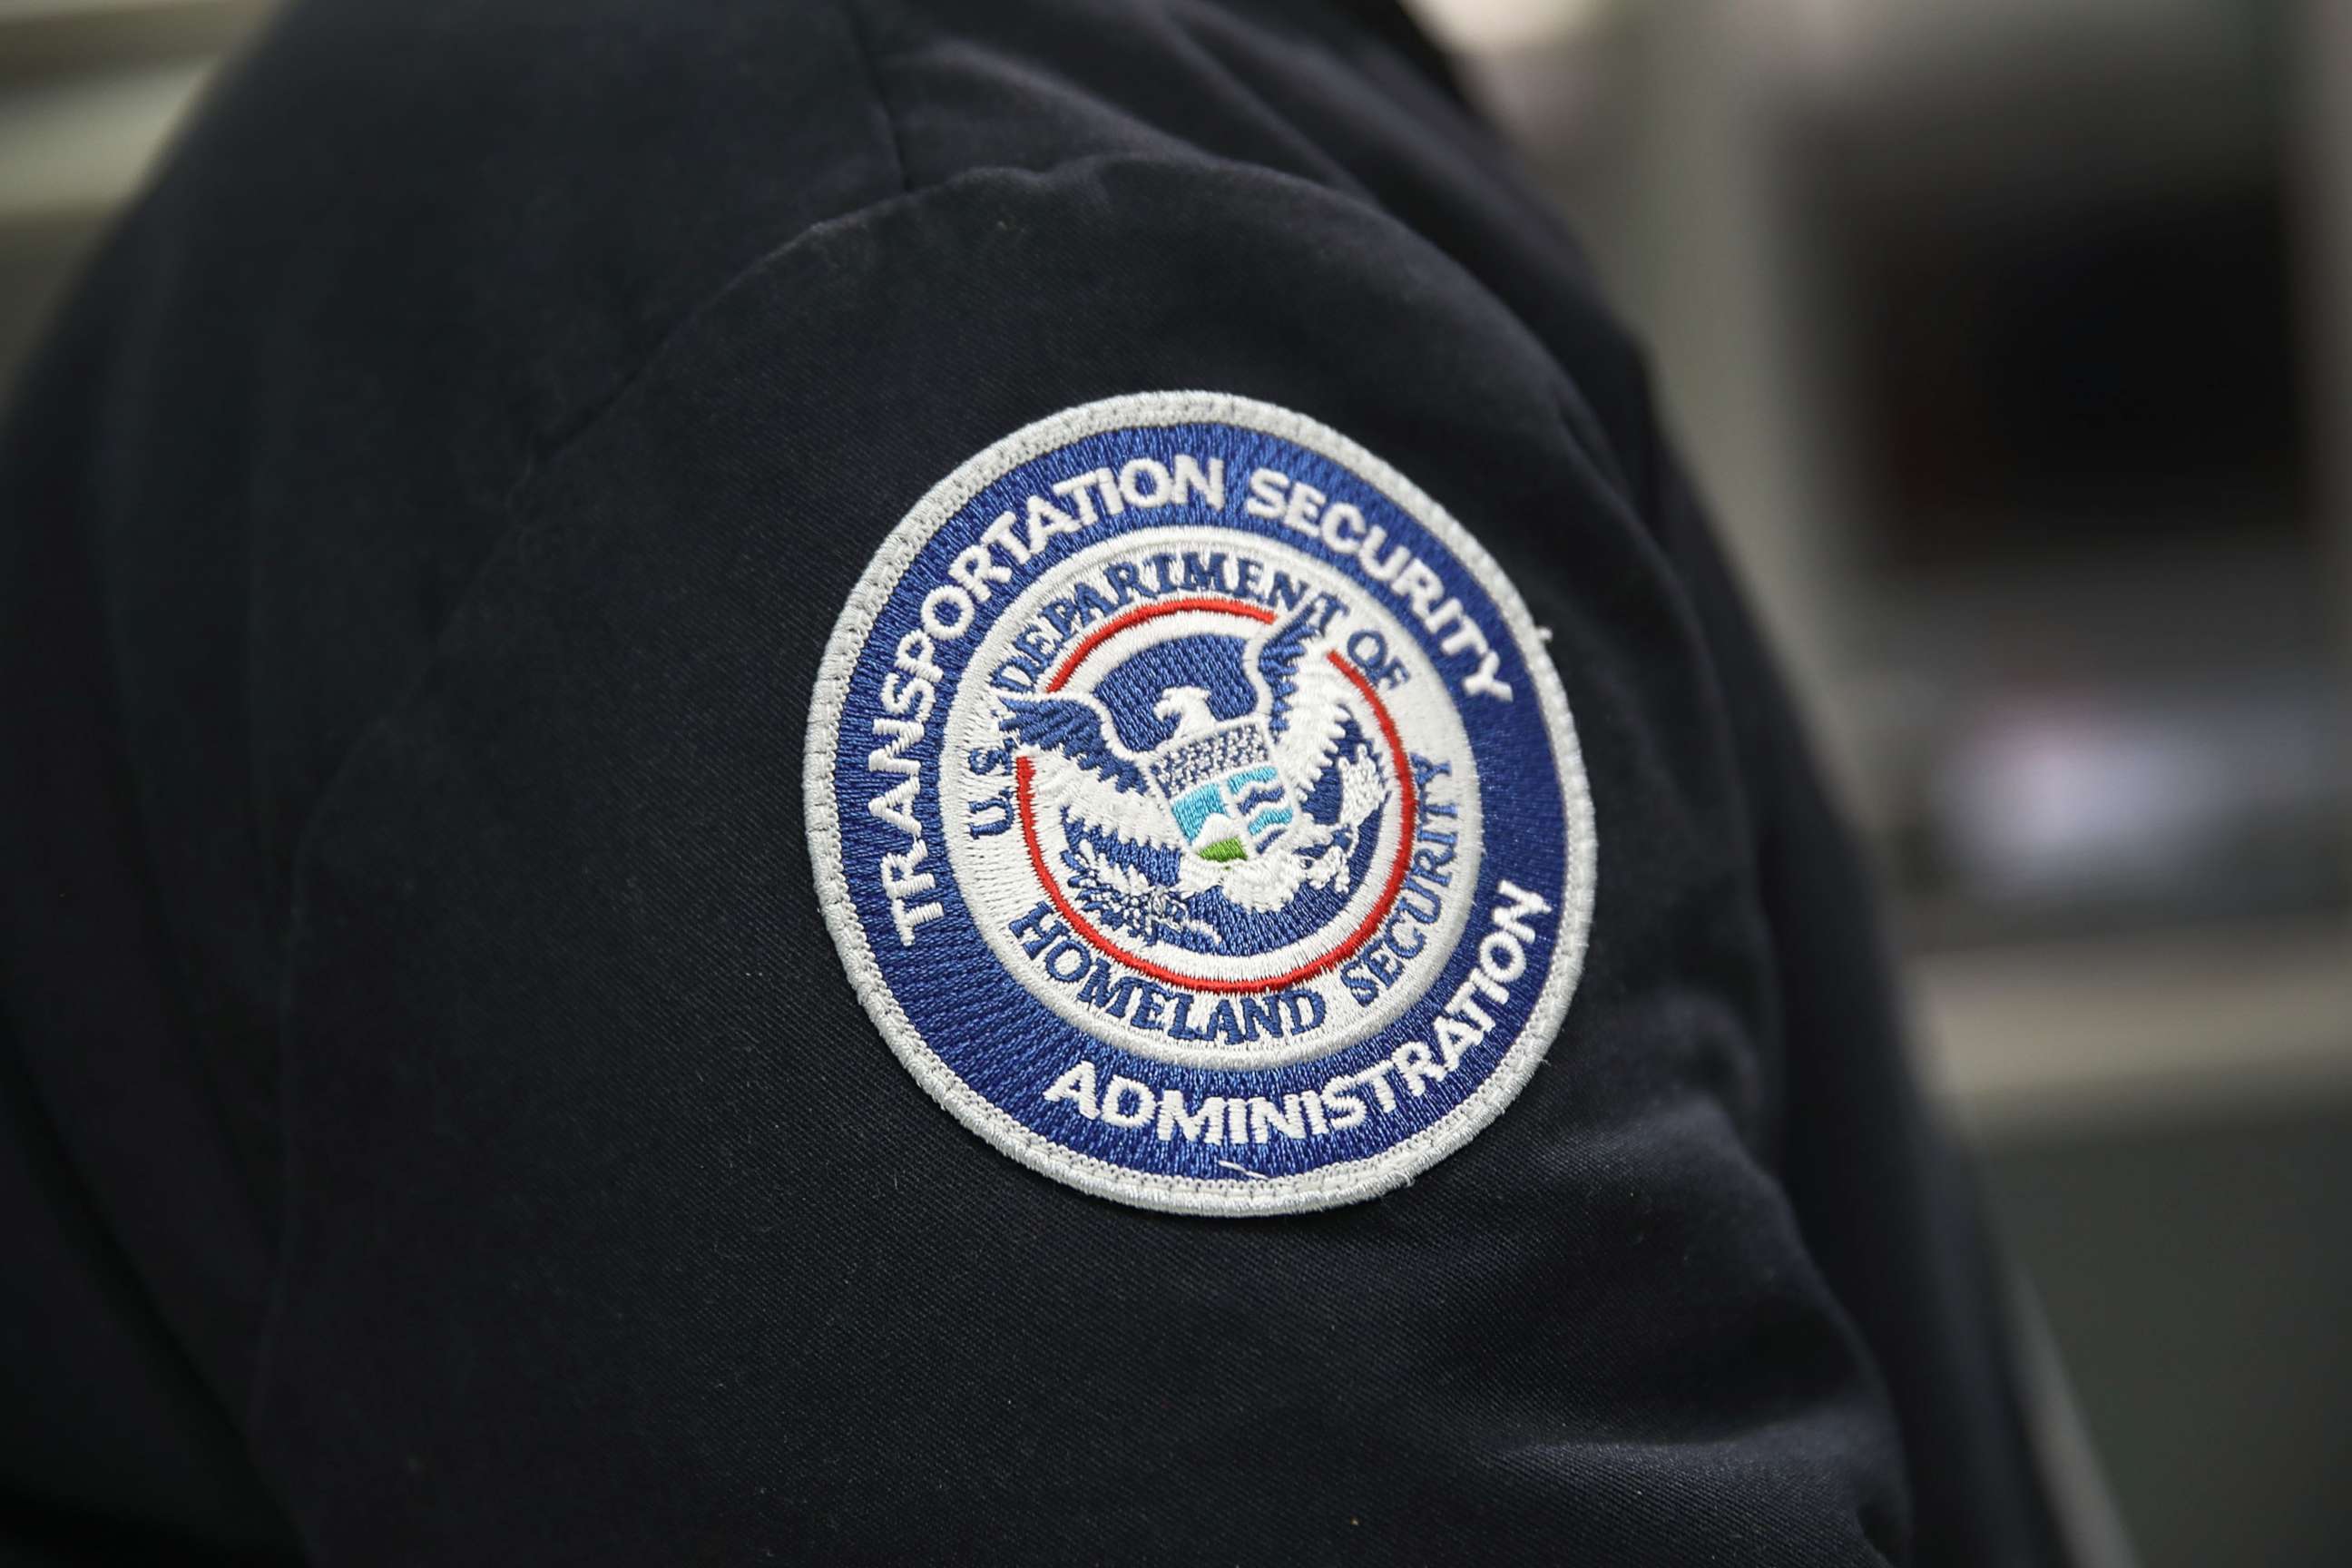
[837,0,912,199]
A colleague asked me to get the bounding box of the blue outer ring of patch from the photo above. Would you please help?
[809,394,1593,1214]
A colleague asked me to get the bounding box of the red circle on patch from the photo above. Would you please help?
[1012,596,1418,995]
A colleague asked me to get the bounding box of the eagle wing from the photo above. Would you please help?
[1269,651,1356,802]
[1335,749,1387,833]
[1256,603,1359,801]
[1255,602,1322,741]
[998,693,1185,851]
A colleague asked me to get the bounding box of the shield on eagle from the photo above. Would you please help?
[1147,715,1297,864]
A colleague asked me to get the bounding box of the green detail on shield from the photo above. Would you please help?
[1198,837,1248,863]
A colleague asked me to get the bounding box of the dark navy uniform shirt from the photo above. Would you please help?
[0,1,2069,1562]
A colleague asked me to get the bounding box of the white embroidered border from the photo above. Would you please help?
[804,392,1599,1216]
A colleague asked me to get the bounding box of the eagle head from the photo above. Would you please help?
[1152,685,1219,739]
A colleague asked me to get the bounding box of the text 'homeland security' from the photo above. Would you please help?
[1040,878,1553,1148]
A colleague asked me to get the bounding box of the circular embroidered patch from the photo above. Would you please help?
[807,393,1594,1214]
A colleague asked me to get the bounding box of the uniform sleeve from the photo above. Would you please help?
[253,155,1911,1563]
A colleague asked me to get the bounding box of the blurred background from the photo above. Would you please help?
[2,0,2345,1561]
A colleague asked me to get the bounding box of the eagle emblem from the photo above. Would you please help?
[997,602,1390,927]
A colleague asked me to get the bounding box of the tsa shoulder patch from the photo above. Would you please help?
[807,393,1595,1214]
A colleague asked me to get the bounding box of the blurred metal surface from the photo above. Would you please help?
[0,0,263,381]
[1425,5,2352,1561]
[1437,0,2352,1123]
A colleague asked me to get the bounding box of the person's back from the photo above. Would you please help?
[0,1,2070,1561]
